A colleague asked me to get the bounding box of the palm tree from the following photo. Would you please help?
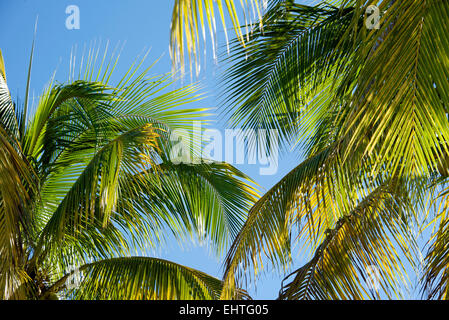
[170,0,449,299]
[0,44,258,299]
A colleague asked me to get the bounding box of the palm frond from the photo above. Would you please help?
[279,186,415,300]
[119,161,258,254]
[222,2,357,145]
[0,49,20,140]
[329,0,449,178]
[221,145,336,299]
[22,80,113,161]
[0,127,35,299]
[170,0,267,77]
[37,123,161,260]
[424,182,449,299]
[48,257,227,300]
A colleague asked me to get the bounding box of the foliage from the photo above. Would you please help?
[209,0,449,299]
[0,46,257,300]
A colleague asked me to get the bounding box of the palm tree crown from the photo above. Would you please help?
[0,46,257,300]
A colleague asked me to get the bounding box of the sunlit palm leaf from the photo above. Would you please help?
[120,161,258,253]
[170,0,267,76]
[0,127,35,299]
[47,257,226,300]
[279,186,414,300]
[221,0,447,300]
[424,183,449,299]
[222,2,357,145]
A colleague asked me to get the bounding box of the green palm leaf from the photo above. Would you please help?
[279,186,414,300]
[170,0,267,76]
[0,42,257,299]
[222,2,356,145]
[45,257,228,300]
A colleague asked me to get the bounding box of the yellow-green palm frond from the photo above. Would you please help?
[5,44,260,300]
[119,161,258,255]
[222,1,356,145]
[0,49,6,82]
[221,132,420,299]
[221,144,344,299]
[425,218,449,299]
[170,0,268,77]
[279,186,415,300]
[0,50,38,299]
[220,0,448,299]
[45,257,232,300]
